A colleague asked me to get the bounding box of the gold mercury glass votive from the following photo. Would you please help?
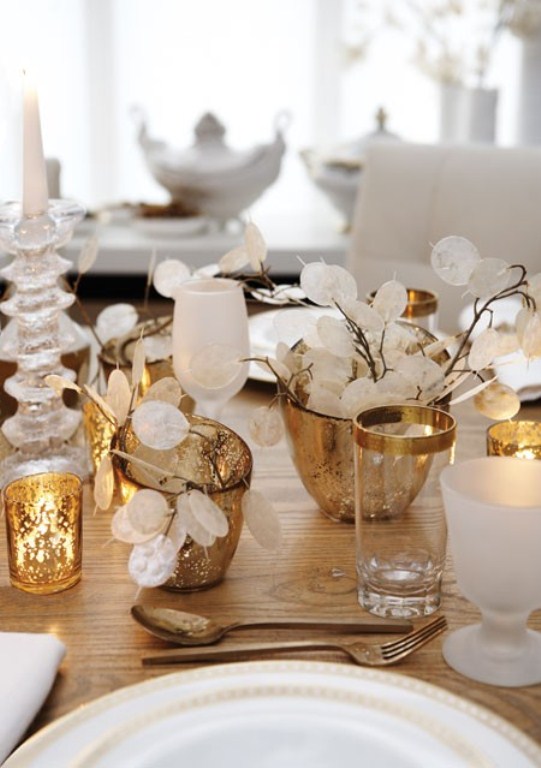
[83,400,117,475]
[3,472,83,594]
[113,415,252,591]
[486,420,541,459]
[280,326,448,523]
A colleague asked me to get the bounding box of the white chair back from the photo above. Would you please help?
[347,143,541,331]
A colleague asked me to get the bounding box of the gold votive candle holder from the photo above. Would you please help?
[113,415,252,591]
[82,400,116,475]
[486,420,541,459]
[3,472,83,594]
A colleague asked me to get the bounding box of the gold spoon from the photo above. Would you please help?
[131,605,412,647]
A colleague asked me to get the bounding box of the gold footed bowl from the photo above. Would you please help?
[113,414,252,591]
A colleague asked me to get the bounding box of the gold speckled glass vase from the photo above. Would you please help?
[113,414,252,591]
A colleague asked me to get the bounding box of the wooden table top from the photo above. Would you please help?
[0,383,540,757]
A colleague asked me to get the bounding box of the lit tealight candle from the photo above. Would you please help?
[22,71,49,217]
[3,472,82,594]
[486,421,541,460]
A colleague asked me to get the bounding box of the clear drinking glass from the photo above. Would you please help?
[172,278,250,420]
[440,456,541,687]
[354,404,456,619]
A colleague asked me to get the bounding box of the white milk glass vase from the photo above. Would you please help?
[172,278,250,421]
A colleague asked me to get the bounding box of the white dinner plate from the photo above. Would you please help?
[5,661,541,767]
[132,216,209,238]
[248,307,338,383]
[457,297,522,342]
[458,299,541,402]
[248,308,283,383]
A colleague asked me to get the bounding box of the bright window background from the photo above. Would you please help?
[0,0,523,216]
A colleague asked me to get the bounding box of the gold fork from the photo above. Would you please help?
[143,615,447,668]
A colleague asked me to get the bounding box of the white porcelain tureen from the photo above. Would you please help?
[300,107,400,229]
[134,110,288,225]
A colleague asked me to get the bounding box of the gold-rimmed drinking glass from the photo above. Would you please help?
[367,288,439,334]
[354,404,456,618]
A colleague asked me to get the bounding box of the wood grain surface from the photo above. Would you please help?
[0,383,539,754]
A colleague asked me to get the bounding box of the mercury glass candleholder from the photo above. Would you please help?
[3,471,83,594]
[487,420,541,460]
[113,414,252,591]
[0,200,88,485]
[280,326,449,524]
[82,400,116,476]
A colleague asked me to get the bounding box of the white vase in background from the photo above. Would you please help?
[505,0,541,144]
[439,84,466,143]
[464,87,498,143]
[439,84,498,144]
[517,30,541,144]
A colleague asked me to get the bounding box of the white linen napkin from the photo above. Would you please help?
[0,632,65,764]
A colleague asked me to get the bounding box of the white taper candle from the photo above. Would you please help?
[22,71,49,217]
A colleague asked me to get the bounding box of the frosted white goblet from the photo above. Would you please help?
[440,456,541,687]
[172,278,250,420]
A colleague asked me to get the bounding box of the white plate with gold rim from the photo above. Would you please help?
[5,661,540,767]
[458,299,541,402]
[132,216,209,238]
[248,307,339,383]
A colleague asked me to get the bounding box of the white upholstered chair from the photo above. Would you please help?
[346,142,541,332]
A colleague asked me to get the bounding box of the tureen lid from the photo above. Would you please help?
[138,110,276,174]
[193,113,226,143]
[323,107,401,169]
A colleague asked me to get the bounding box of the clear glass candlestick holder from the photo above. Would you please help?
[0,200,88,485]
